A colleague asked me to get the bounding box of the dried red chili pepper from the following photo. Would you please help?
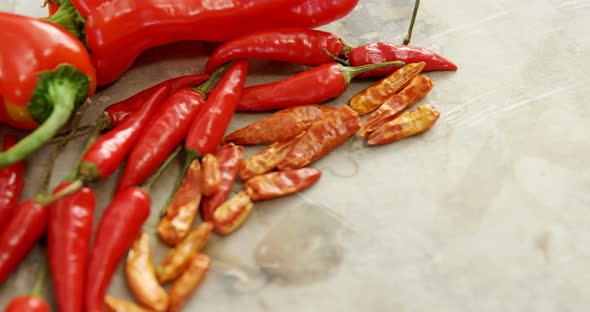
[0,12,95,168]
[350,62,425,115]
[236,61,404,112]
[116,69,222,193]
[223,105,333,145]
[367,104,440,146]
[47,182,95,312]
[201,144,244,222]
[126,233,169,312]
[244,168,322,201]
[158,160,203,245]
[201,154,221,197]
[78,84,169,182]
[0,135,24,230]
[278,106,360,170]
[239,133,304,181]
[359,74,433,138]
[105,296,149,312]
[168,254,211,312]
[205,28,347,74]
[212,191,254,235]
[156,222,212,284]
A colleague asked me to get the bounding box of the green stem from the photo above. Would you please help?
[340,60,406,84]
[143,145,183,193]
[322,48,348,65]
[160,149,201,217]
[35,179,84,205]
[30,254,48,298]
[403,0,420,45]
[44,0,86,43]
[193,65,227,95]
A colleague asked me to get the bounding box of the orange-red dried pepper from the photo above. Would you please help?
[368,105,440,146]
[201,154,221,197]
[350,62,425,115]
[278,106,360,170]
[244,168,322,201]
[239,133,304,181]
[168,254,211,312]
[212,191,254,236]
[105,296,149,312]
[360,74,434,138]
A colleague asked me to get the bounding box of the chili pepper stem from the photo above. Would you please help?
[193,65,227,95]
[340,61,405,84]
[161,149,202,217]
[143,145,183,193]
[322,48,349,65]
[30,255,48,298]
[403,0,420,45]
[35,179,84,206]
[44,0,86,42]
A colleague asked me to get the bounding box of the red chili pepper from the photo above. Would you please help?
[47,183,95,312]
[115,70,222,193]
[244,168,322,201]
[205,28,346,74]
[0,136,24,230]
[278,106,360,170]
[48,1,60,17]
[104,74,209,128]
[201,144,244,222]
[236,61,404,112]
[86,187,151,312]
[0,12,95,168]
[49,0,357,85]
[4,296,51,312]
[347,42,458,78]
[78,84,169,182]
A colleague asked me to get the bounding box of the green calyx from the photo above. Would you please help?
[44,0,86,44]
[339,60,406,85]
[78,160,101,183]
[193,64,227,95]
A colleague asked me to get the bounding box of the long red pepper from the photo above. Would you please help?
[205,28,346,74]
[0,135,24,230]
[47,182,95,312]
[115,69,223,194]
[78,84,170,182]
[236,61,404,112]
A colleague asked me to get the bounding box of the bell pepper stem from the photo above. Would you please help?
[340,61,405,84]
[403,0,420,45]
[44,0,86,42]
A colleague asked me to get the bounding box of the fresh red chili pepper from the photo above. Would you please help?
[347,43,457,78]
[78,84,169,182]
[223,105,333,145]
[278,106,360,170]
[244,168,322,201]
[4,296,51,312]
[0,12,95,168]
[0,135,25,230]
[115,70,222,194]
[236,61,404,112]
[201,144,244,222]
[205,28,346,74]
[201,154,221,197]
[239,133,304,181]
[47,183,95,312]
[85,187,151,312]
[104,74,209,128]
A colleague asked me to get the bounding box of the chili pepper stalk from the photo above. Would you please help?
[4,255,51,312]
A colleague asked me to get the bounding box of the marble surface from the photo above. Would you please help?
[1,0,590,311]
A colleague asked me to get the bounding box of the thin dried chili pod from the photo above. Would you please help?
[367,104,440,146]
[212,191,254,236]
[105,296,150,312]
[168,254,211,312]
[201,154,221,197]
[244,168,322,201]
[239,133,304,181]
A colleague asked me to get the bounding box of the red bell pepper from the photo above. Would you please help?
[0,12,95,168]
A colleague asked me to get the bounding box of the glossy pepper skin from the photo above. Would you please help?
[4,296,51,312]
[201,144,244,222]
[86,188,151,312]
[78,84,170,182]
[0,136,25,230]
[347,42,458,78]
[205,28,346,74]
[0,200,48,286]
[104,74,209,128]
[236,61,404,112]
[0,12,95,167]
[47,183,95,312]
[278,106,360,170]
[244,168,322,201]
[211,191,254,235]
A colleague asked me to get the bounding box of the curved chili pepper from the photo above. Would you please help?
[244,168,322,201]
[156,222,212,284]
[105,296,150,312]
[201,144,244,222]
[86,187,151,312]
[367,104,440,146]
[115,70,222,193]
[0,135,25,230]
[201,154,221,197]
[240,133,304,181]
[78,84,169,182]
[347,42,458,78]
[223,105,333,145]
[212,191,254,235]
[0,12,95,168]
[126,233,169,312]
[47,183,95,312]
[205,28,346,74]
[360,74,434,138]
[4,296,51,312]
[104,74,209,128]
[168,254,211,312]
[278,106,360,170]
[236,61,404,112]
[350,62,425,115]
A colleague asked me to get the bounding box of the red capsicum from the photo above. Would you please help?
[0,12,95,168]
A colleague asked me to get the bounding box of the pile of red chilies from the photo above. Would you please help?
[0,0,457,310]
